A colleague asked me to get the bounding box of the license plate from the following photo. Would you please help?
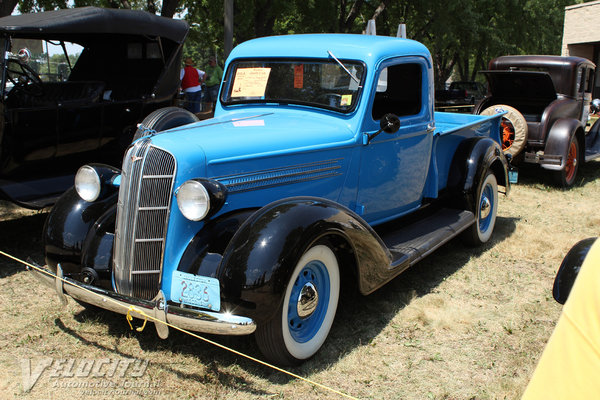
[509,168,518,184]
[170,271,220,312]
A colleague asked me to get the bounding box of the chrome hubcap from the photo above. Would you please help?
[297,282,319,319]
[480,195,491,219]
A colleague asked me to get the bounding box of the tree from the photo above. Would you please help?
[4,0,586,87]
[0,0,19,17]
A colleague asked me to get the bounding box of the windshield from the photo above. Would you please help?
[222,59,365,112]
[3,38,82,84]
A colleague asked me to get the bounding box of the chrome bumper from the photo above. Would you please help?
[28,263,256,337]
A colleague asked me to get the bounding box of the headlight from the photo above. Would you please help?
[177,180,210,221]
[75,165,101,202]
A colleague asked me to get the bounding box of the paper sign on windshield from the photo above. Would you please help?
[231,67,271,98]
[294,65,304,88]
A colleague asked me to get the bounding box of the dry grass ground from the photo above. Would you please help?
[1,161,599,400]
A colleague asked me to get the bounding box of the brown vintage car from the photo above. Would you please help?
[475,55,600,187]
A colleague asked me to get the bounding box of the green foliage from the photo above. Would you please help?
[13,0,588,86]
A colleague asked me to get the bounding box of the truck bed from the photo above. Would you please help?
[434,111,501,137]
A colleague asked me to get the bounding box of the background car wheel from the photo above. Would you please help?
[255,244,340,366]
[480,104,528,157]
[551,135,580,188]
[462,172,498,246]
[132,107,199,142]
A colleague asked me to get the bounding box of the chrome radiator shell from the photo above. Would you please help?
[113,139,176,300]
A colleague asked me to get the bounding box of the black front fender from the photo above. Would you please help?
[43,188,118,277]
[217,197,392,323]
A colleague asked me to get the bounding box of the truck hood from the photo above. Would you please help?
[147,109,356,176]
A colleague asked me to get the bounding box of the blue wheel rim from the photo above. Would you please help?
[287,260,331,343]
[479,182,494,233]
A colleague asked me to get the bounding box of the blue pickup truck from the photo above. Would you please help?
[34,34,508,365]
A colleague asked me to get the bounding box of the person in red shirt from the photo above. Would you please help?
[180,57,206,113]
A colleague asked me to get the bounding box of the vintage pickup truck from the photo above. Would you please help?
[33,34,509,365]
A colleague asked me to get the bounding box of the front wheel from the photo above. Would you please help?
[462,172,498,246]
[551,135,580,188]
[255,244,340,366]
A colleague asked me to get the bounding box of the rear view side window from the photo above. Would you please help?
[372,63,422,120]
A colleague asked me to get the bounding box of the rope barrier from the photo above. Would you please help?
[0,249,359,400]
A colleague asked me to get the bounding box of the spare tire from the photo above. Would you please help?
[133,107,199,142]
[480,104,528,157]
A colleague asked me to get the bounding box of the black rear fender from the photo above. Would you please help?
[543,118,584,171]
[448,137,509,210]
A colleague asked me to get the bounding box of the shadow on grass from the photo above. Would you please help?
[53,317,273,397]
[325,214,519,369]
[0,211,48,279]
[513,159,600,189]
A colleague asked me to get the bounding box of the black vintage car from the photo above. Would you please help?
[0,7,188,208]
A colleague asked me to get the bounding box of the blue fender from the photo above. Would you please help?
[542,118,584,171]
[217,197,392,323]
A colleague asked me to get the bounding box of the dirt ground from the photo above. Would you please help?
[1,161,599,400]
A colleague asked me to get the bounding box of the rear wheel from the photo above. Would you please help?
[255,244,340,366]
[551,135,580,188]
[462,172,498,246]
[132,107,199,142]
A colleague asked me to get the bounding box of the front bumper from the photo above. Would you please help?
[29,263,256,337]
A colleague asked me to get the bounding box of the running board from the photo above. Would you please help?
[379,208,476,271]
[0,175,73,209]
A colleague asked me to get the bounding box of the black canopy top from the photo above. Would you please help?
[0,7,188,43]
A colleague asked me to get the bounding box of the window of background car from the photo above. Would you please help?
[221,59,365,113]
[7,39,82,83]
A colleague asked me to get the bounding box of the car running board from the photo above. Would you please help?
[379,208,476,272]
[0,175,73,209]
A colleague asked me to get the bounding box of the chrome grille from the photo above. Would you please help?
[113,139,176,300]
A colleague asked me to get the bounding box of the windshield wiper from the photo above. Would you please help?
[327,50,361,87]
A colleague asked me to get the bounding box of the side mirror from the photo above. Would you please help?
[380,113,401,134]
[366,113,400,144]
[553,237,597,304]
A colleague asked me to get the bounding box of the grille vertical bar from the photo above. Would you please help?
[113,140,176,300]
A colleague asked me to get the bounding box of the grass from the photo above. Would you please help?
[1,160,599,399]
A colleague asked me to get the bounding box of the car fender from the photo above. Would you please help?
[448,137,508,210]
[80,203,118,290]
[542,118,584,171]
[176,209,258,277]
[217,197,392,323]
[43,188,118,276]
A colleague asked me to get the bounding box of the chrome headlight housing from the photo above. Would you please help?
[176,179,227,221]
[177,180,210,221]
[74,164,121,202]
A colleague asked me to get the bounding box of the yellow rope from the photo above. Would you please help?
[126,305,148,332]
[0,249,359,400]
